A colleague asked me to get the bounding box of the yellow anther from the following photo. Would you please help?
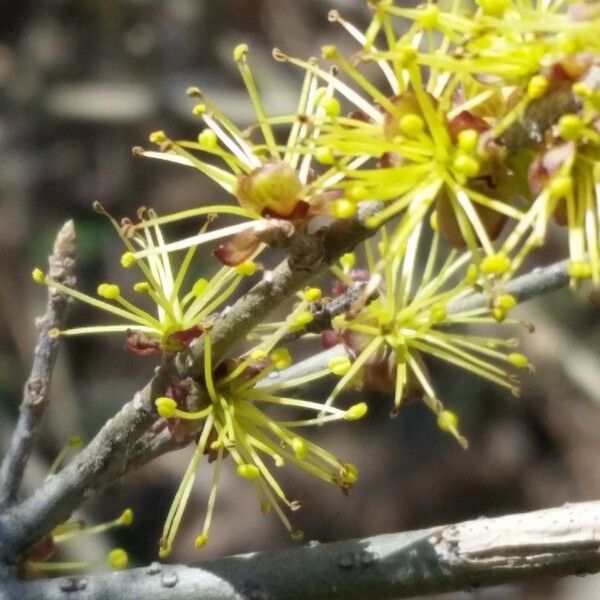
[457,129,479,153]
[573,82,592,99]
[314,146,335,165]
[49,328,61,338]
[291,529,305,541]
[549,176,573,199]
[340,463,358,485]
[417,3,439,28]
[133,281,150,293]
[453,153,480,178]
[476,0,511,16]
[233,43,249,62]
[288,311,314,332]
[155,397,178,418]
[492,307,506,322]
[118,508,134,526]
[158,545,171,558]
[320,96,342,118]
[328,355,352,376]
[527,75,549,100]
[303,287,322,302]
[348,185,368,201]
[236,463,260,480]
[292,437,307,459]
[195,533,209,548]
[120,252,136,268]
[558,114,584,141]
[250,348,268,361]
[97,283,121,300]
[192,278,208,296]
[32,268,45,284]
[430,303,447,323]
[198,129,218,149]
[497,294,517,312]
[107,548,129,570]
[271,347,292,370]
[149,130,167,144]
[345,402,368,421]
[437,410,459,432]
[480,254,511,276]
[330,199,357,219]
[339,252,356,271]
[399,113,425,138]
[235,260,257,276]
[567,260,592,279]
[507,353,529,369]
[192,103,206,116]
[321,45,338,59]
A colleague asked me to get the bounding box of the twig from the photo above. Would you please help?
[4,500,600,600]
[0,221,76,509]
[0,203,383,563]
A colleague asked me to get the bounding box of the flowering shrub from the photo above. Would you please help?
[24,0,600,567]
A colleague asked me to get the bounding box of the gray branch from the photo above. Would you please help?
[4,500,600,600]
[0,221,76,509]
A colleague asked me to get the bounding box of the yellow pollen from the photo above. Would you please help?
[476,0,511,16]
[399,114,425,138]
[303,287,322,302]
[417,4,440,28]
[155,397,178,418]
[236,463,260,480]
[453,154,480,178]
[314,146,335,165]
[508,353,529,369]
[527,76,549,100]
[97,283,121,300]
[480,254,511,276]
[340,463,358,485]
[320,96,342,118]
[271,347,292,370]
[149,130,167,144]
[321,45,338,59]
[120,252,136,268]
[195,533,209,548]
[292,437,307,459]
[558,114,584,141]
[192,278,209,296]
[133,281,150,293]
[32,268,45,284]
[331,199,357,219]
[437,410,459,432]
[235,260,257,277]
[118,509,134,526]
[107,548,129,570]
[328,355,352,376]
[345,402,368,421]
[339,252,356,271]
[192,103,206,116]
[198,129,218,149]
[457,129,479,153]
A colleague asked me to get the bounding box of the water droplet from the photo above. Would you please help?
[146,561,162,575]
[59,577,88,592]
[337,553,355,569]
[307,540,321,548]
[161,571,178,588]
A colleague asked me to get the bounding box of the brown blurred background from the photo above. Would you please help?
[1,1,600,598]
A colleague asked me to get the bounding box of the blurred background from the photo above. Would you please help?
[1,1,600,598]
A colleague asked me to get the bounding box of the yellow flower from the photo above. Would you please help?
[156,334,363,557]
[322,219,532,448]
[134,44,368,255]
[33,207,251,351]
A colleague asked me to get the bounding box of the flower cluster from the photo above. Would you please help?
[30,0,599,558]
